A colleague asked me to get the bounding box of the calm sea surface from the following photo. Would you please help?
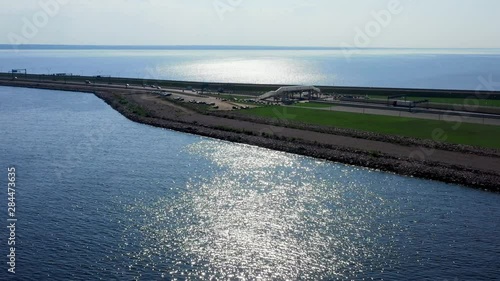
[0,87,499,280]
[1,47,500,90]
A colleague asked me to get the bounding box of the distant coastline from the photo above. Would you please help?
[0,44,348,50]
[1,44,500,53]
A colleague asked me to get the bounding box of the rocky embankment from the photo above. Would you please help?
[94,90,500,192]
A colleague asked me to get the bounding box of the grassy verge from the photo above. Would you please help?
[242,106,500,149]
[114,94,150,117]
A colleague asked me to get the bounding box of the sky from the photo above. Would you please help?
[1,0,499,48]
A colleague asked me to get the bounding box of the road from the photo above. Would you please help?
[0,77,248,111]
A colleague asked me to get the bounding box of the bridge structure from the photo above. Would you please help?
[258,86,321,102]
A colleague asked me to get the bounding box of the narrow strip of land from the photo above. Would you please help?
[1,79,499,191]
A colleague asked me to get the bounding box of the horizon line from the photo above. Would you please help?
[1,44,499,50]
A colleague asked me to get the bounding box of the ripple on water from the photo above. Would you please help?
[118,141,406,280]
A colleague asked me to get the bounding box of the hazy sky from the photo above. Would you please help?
[1,0,499,48]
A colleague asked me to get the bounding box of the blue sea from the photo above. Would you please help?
[1,46,500,90]
[1,47,500,280]
[0,85,499,280]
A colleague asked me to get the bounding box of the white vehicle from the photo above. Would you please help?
[393,100,414,107]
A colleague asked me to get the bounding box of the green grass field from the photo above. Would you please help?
[367,95,500,107]
[243,106,500,149]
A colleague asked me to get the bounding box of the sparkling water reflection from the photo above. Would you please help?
[122,141,410,280]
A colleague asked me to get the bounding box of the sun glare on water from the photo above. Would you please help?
[120,141,401,280]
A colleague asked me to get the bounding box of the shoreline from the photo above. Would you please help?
[2,80,499,192]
